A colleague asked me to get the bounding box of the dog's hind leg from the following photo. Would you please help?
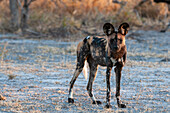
[68,67,82,103]
[68,41,89,103]
[68,57,86,103]
[86,58,101,105]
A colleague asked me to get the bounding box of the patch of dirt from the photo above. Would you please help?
[0,30,169,112]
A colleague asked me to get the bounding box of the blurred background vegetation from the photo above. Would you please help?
[0,0,169,39]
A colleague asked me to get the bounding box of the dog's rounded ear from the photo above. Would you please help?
[103,23,115,36]
[118,23,129,35]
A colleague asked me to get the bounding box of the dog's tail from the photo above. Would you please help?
[83,60,88,80]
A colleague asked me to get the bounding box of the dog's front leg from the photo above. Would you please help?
[105,65,112,108]
[114,63,126,108]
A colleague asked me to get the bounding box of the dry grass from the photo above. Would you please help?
[0,0,169,38]
[0,94,6,100]
[36,45,77,55]
[0,1,10,33]
[0,42,8,66]
[135,0,168,20]
[8,75,17,80]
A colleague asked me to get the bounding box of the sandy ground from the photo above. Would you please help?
[0,30,169,112]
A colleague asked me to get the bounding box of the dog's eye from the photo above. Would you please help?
[119,39,122,43]
[110,39,114,43]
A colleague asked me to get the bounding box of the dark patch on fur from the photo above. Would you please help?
[68,22,129,109]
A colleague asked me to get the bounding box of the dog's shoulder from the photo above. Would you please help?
[84,36,107,46]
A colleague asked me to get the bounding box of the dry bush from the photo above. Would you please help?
[113,1,143,28]
[27,0,121,37]
[0,0,169,37]
[135,0,168,20]
[0,0,11,33]
[134,0,169,30]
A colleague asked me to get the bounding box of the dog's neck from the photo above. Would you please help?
[107,45,126,59]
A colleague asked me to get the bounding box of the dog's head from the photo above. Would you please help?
[103,22,129,52]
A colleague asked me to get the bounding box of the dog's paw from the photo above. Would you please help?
[118,103,126,108]
[92,100,102,105]
[68,98,74,103]
[105,104,112,108]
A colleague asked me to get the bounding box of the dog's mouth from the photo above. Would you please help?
[109,44,120,52]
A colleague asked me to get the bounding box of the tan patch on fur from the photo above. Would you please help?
[77,41,83,53]
[87,36,106,45]
[96,49,99,56]
[95,36,105,38]
[117,33,126,46]
[122,37,126,45]
[107,45,111,57]
[89,66,98,82]
[87,36,93,45]
[105,36,111,57]
[90,46,94,56]
[122,37,125,46]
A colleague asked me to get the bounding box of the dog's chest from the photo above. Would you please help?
[89,37,124,66]
[90,37,107,65]
[110,58,117,65]
[90,37,106,56]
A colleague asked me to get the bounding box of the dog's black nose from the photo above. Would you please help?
[114,46,118,50]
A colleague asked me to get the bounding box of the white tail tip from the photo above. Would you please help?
[83,60,88,80]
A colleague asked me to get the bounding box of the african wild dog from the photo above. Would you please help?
[68,23,129,108]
